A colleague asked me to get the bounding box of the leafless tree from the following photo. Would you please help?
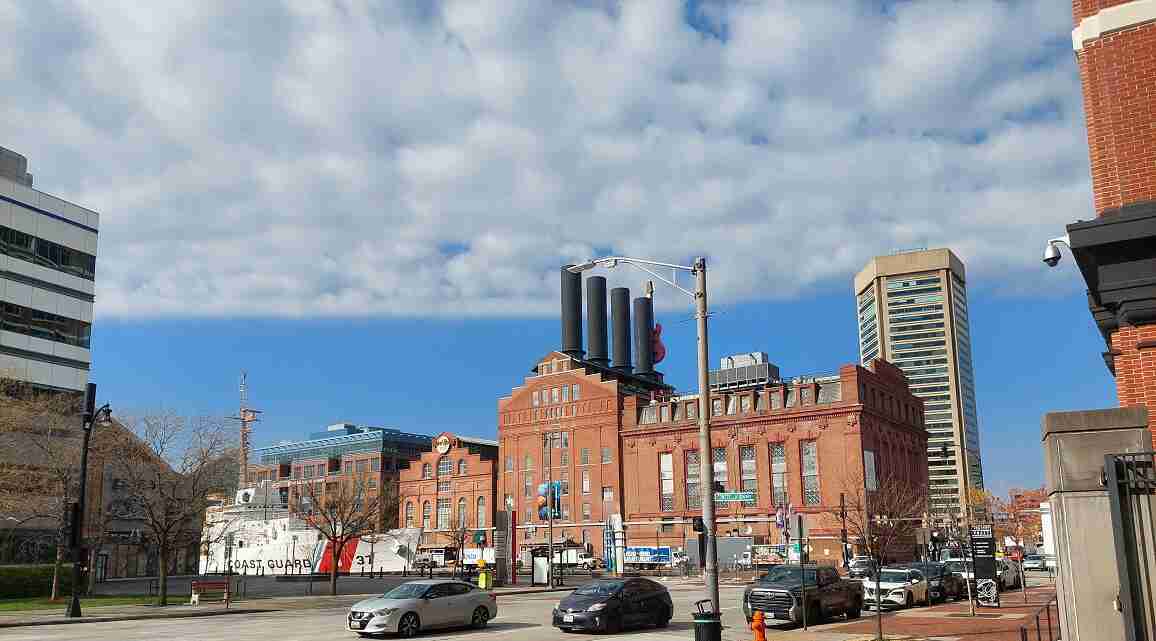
[447,512,472,579]
[0,381,96,600]
[108,411,235,606]
[300,478,381,595]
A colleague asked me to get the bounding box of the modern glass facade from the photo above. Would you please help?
[855,250,984,518]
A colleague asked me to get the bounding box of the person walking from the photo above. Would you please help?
[751,610,767,641]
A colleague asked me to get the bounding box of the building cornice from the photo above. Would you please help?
[1073,0,1156,51]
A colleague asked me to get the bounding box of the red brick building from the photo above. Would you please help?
[397,433,498,551]
[1066,1,1156,443]
[497,349,929,563]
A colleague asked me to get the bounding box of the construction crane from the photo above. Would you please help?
[229,371,262,490]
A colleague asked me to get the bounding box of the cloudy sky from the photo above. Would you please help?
[2,1,1109,497]
[3,0,1087,317]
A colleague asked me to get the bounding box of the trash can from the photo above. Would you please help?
[692,599,721,641]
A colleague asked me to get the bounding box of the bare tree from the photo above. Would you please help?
[300,478,381,595]
[447,512,471,579]
[109,411,235,606]
[0,381,97,600]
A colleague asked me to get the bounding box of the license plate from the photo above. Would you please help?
[772,611,789,620]
[350,621,365,630]
[563,614,575,623]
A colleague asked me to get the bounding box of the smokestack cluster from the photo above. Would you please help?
[559,268,658,379]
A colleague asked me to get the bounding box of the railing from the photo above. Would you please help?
[1018,595,1059,641]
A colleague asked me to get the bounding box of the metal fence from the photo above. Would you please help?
[1017,595,1058,641]
[1106,452,1156,641]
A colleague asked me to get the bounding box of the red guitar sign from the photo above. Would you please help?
[652,323,667,364]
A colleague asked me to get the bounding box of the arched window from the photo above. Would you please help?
[422,501,431,529]
[405,502,414,528]
[422,463,432,479]
[476,496,486,528]
[457,497,468,527]
[438,457,452,477]
[457,459,467,475]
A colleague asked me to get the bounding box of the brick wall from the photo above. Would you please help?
[1111,324,1156,446]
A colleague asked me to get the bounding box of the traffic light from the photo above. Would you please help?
[692,516,704,532]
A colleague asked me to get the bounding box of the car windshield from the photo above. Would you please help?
[877,570,909,583]
[382,583,430,599]
[759,565,818,586]
[1026,555,1042,561]
[573,581,624,596]
[945,561,973,573]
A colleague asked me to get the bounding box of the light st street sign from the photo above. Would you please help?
[714,491,755,503]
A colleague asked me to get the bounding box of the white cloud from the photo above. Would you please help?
[0,0,1089,318]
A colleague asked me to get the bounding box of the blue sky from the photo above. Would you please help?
[4,1,1106,499]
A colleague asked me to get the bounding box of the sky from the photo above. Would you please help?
[1,1,1112,497]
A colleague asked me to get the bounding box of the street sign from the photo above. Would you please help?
[970,524,1000,607]
[714,491,755,503]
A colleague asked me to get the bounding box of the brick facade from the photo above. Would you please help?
[497,352,928,564]
[1071,1,1156,444]
[396,433,499,550]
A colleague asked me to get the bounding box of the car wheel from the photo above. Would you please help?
[397,612,421,638]
[603,613,621,634]
[471,606,490,629]
[653,606,670,628]
[905,593,914,609]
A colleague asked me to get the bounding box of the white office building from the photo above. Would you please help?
[0,146,98,391]
[854,248,984,519]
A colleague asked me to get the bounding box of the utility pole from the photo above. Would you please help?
[840,493,848,568]
[544,431,555,590]
[692,258,720,613]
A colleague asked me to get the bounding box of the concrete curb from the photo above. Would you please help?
[0,607,274,629]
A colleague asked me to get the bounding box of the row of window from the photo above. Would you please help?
[532,384,581,406]
[0,301,91,348]
[668,443,819,509]
[404,496,487,529]
[504,446,613,472]
[0,225,96,280]
[421,457,468,479]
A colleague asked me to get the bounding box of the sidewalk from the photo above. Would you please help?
[0,583,574,628]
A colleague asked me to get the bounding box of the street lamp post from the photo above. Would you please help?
[568,256,719,612]
[67,382,111,618]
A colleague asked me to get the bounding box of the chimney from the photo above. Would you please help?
[586,276,609,366]
[633,296,655,378]
[560,266,584,358]
[611,287,632,372]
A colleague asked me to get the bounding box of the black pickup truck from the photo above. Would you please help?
[743,564,864,625]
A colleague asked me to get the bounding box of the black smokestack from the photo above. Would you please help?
[611,287,632,372]
[633,296,655,377]
[561,266,584,358]
[586,276,609,366]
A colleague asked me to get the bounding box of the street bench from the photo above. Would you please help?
[190,579,231,607]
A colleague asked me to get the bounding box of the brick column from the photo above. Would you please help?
[1068,0,1156,444]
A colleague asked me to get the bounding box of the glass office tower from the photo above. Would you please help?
[854,249,984,520]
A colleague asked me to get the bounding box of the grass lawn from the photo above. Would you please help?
[0,595,157,612]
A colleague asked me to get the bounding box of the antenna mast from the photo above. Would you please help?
[230,371,262,490]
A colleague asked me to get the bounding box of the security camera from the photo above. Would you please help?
[1042,235,1070,268]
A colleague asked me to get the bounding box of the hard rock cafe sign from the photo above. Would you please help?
[435,435,452,454]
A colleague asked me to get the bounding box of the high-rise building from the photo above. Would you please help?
[0,146,98,391]
[854,248,983,519]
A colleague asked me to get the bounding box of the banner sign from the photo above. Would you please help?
[970,524,1000,607]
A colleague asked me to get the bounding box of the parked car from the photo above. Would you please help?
[1022,555,1046,571]
[898,562,965,603]
[743,564,864,625]
[997,560,1021,590]
[862,567,929,609]
[347,579,496,637]
[848,556,878,579]
[552,578,673,633]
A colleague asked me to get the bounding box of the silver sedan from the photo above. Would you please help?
[347,579,497,637]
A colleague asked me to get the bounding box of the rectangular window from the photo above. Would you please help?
[726,396,737,415]
[560,449,569,466]
[523,472,533,498]
[640,405,657,424]
[532,391,540,406]
[685,450,701,510]
[740,395,752,413]
[660,405,670,422]
[562,385,570,402]
[367,478,377,489]
[802,441,820,505]
[686,402,697,419]
[712,447,728,489]
[581,469,590,494]
[770,443,787,507]
[373,459,381,471]
[601,447,612,464]
[864,450,878,491]
[437,481,451,492]
[582,503,591,520]
[740,446,757,499]
[304,465,315,479]
[562,504,570,521]
[580,448,590,465]
[602,486,613,503]
[356,460,368,474]
[712,398,723,416]
[572,384,580,400]
[505,456,513,472]
[552,387,560,403]
[659,452,674,511]
[436,498,450,528]
[560,470,569,495]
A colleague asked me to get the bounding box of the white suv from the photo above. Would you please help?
[862,567,929,609]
